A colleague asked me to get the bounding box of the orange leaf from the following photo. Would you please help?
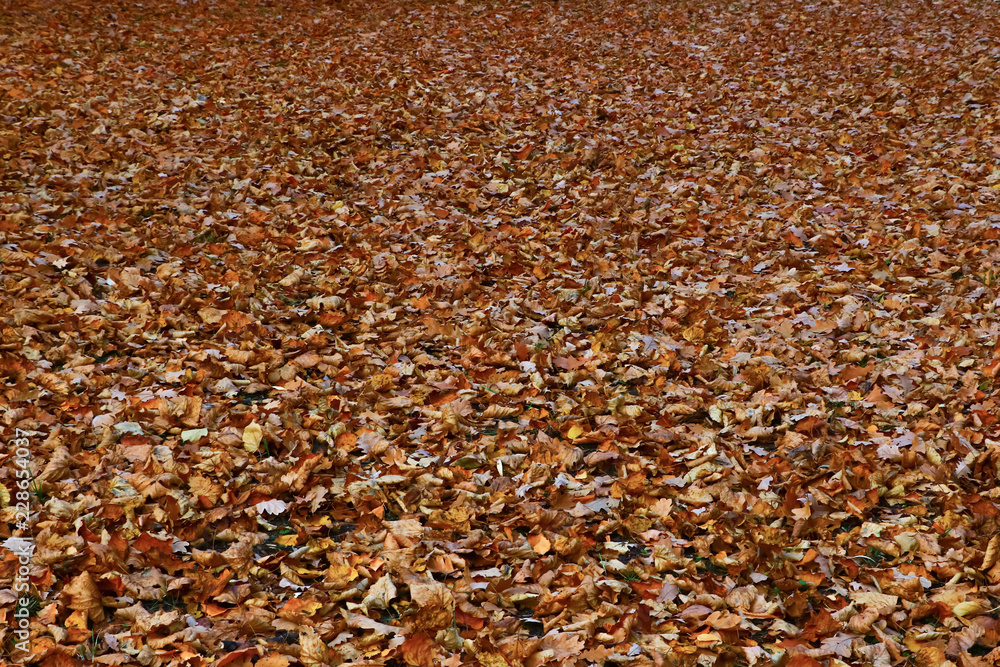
[401,633,438,667]
[132,532,173,553]
[527,533,551,555]
[335,432,357,451]
[65,609,89,630]
[203,602,230,617]
[797,572,826,586]
[456,608,485,630]
[782,230,803,247]
[256,655,292,667]
[217,648,262,667]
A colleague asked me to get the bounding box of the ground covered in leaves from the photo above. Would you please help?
[2,0,1000,665]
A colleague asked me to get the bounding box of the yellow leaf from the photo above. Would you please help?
[326,555,359,586]
[276,533,300,547]
[65,609,89,630]
[242,421,263,453]
[953,600,989,617]
[895,533,917,554]
[478,654,509,667]
[567,424,584,440]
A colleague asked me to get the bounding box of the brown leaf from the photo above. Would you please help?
[64,571,105,622]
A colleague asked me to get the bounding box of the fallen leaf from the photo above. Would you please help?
[242,422,264,453]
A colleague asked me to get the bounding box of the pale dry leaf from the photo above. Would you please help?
[299,627,330,667]
[850,591,898,611]
[725,586,758,612]
[386,519,424,539]
[846,606,880,633]
[408,577,455,612]
[242,421,264,453]
[256,499,288,516]
[362,574,397,612]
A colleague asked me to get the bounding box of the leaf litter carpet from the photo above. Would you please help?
[2,0,1000,665]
